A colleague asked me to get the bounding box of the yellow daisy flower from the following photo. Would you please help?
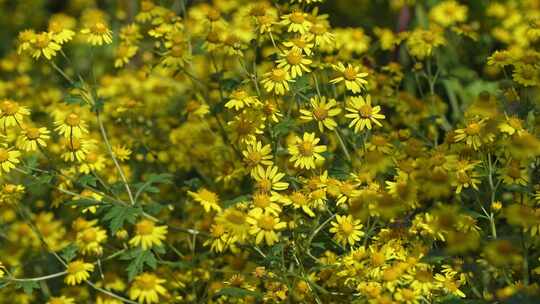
[54,112,89,139]
[252,165,289,194]
[299,96,341,132]
[247,209,287,246]
[0,99,30,129]
[188,188,222,213]
[47,296,75,304]
[276,49,312,78]
[261,67,293,95]
[281,10,311,34]
[0,147,21,174]
[17,126,50,152]
[80,22,113,45]
[129,272,168,304]
[76,225,108,256]
[65,260,94,285]
[129,219,168,250]
[288,132,327,169]
[345,95,385,132]
[330,63,369,93]
[242,140,273,174]
[225,89,259,111]
[329,214,364,246]
[30,32,61,60]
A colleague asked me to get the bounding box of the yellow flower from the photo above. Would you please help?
[54,112,89,139]
[129,272,168,304]
[283,35,315,56]
[80,22,113,45]
[252,165,289,193]
[0,148,21,174]
[48,18,76,44]
[329,214,364,246]
[406,29,446,60]
[330,63,368,93]
[276,49,312,78]
[17,126,50,152]
[225,89,259,111]
[452,160,481,194]
[30,32,61,60]
[429,0,468,27]
[283,191,316,217]
[114,43,138,68]
[453,119,491,150]
[60,138,95,162]
[76,225,108,256]
[0,99,30,129]
[512,64,539,87]
[65,260,94,285]
[345,95,385,132]
[129,219,168,250]
[47,296,76,304]
[188,188,222,213]
[0,261,5,278]
[288,132,327,169]
[242,140,273,174]
[251,192,282,215]
[247,209,287,246]
[300,96,341,132]
[112,144,132,161]
[281,10,311,34]
[261,67,293,95]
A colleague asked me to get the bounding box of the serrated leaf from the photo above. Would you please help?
[121,248,157,281]
[78,175,98,187]
[15,281,39,295]
[103,205,142,234]
[60,244,78,262]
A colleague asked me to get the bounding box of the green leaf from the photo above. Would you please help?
[121,248,157,281]
[60,244,78,262]
[15,281,39,295]
[78,175,98,188]
[215,287,262,299]
[222,195,251,208]
[103,205,142,234]
[273,118,296,137]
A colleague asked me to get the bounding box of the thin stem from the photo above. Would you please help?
[334,129,351,162]
[6,271,67,282]
[50,61,75,85]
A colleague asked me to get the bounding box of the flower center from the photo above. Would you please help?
[1,100,19,115]
[26,127,41,140]
[313,107,328,120]
[298,141,314,156]
[170,45,184,57]
[211,224,225,237]
[141,1,154,12]
[34,33,50,48]
[343,67,357,80]
[286,50,303,65]
[341,221,354,234]
[67,261,86,274]
[207,9,221,21]
[137,274,158,290]
[253,193,271,208]
[82,228,97,242]
[0,149,9,162]
[257,178,272,192]
[290,11,305,24]
[465,123,481,135]
[136,220,155,235]
[92,22,107,34]
[359,104,373,118]
[271,69,286,81]
[258,215,275,230]
[65,113,81,126]
[225,210,246,225]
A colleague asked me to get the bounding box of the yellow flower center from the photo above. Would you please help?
[292,38,307,48]
[136,273,158,290]
[257,177,272,192]
[68,139,81,150]
[82,228,97,242]
[67,261,86,274]
[246,151,262,166]
[290,11,305,24]
[34,33,50,48]
[270,69,286,81]
[456,171,471,183]
[91,22,108,34]
[4,184,16,193]
[211,224,226,237]
[290,192,307,206]
[65,113,81,126]
[253,193,271,208]
[341,221,354,234]
[298,140,314,156]
[0,149,9,162]
[232,90,247,100]
[343,67,358,80]
[225,210,246,225]
[1,100,19,115]
[359,104,373,118]
[25,127,41,140]
[206,31,220,44]
[310,23,326,35]
[135,220,155,236]
[465,123,481,135]
[141,1,155,12]
[258,215,276,230]
[286,50,303,65]
[313,107,328,120]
